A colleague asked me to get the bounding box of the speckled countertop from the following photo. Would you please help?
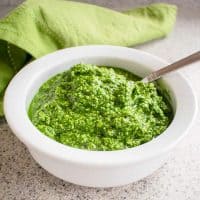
[0,0,200,199]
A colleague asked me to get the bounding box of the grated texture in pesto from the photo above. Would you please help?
[28,64,172,151]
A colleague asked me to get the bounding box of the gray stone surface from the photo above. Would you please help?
[0,0,23,6]
[0,6,13,17]
[0,0,200,199]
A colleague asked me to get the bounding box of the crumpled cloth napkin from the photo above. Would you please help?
[0,0,177,116]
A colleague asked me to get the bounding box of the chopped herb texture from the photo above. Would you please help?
[29,64,172,151]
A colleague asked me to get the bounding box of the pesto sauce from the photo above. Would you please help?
[28,64,172,151]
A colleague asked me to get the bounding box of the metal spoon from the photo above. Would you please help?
[142,51,200,83]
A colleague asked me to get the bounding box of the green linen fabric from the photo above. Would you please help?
[0,0,177,116]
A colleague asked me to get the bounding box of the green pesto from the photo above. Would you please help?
[28,64,172,151]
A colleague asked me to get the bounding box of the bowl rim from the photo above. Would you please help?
[4,45,198,167]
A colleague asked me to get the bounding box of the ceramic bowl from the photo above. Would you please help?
[4,45,197,187]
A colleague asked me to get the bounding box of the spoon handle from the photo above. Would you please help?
[142,51,200,83]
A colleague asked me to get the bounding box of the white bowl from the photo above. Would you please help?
[4,45,197,187]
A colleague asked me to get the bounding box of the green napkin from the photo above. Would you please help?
[0,0,177,116]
